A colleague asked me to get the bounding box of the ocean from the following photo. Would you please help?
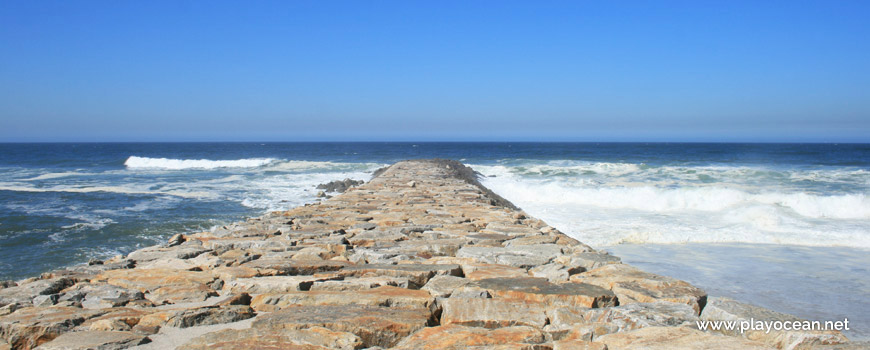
[1,142,868,338]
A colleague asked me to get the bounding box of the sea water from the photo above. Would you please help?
[1,142,867,338]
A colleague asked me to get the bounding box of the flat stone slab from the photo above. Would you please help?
[336,264,462,288]
[250,286,433,311]
[595,326,772,350]
[176,326,361,350]
[33,330,150,350]
[239,258,352,276]
[0,307,105,350]
[441,298,548,329]
[223,275,340,294]
[470,277,618,308]
[252,304,432,348]
[701,297,849,349]
[393,325,547,350]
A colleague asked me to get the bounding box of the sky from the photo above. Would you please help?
[1,1,869,142]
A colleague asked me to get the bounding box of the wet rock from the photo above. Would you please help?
[252,304,432,348]
[177,326,362,350]
[316,178,364,193]
[34,330,150,350]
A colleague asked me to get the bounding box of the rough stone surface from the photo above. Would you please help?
[394,325,547,350]
[441,298,548,329]
[33,330,150,350]
[252,305,432,348]
[596,326,773,349]
[571,264,708,315]
[0,160,843,349]
[176,326,362,350]
[700,297,849,349]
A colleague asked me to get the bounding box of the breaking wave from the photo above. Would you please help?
[124,156,276,170]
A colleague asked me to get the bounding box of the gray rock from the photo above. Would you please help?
[700,297,849,349]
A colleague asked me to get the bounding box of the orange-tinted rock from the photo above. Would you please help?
[464,264,530,280]
[393,325,547,350]
[0,307,104,350]
[570,264,707,315]
[177,326,361,350]
[553,339,607,350]
[252,304,432,348]
[595,326,772,349]
[32,330,150,349]
[441,298,548,329]
[251,286,432,311]
[473,277,617,308]
[336,264,462,288]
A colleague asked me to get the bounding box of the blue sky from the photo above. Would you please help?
[1,1,868,142]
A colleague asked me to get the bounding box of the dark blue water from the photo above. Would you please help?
[1,142,868,280]
[2,142,869,338]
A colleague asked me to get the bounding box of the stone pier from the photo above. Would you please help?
[0,160,853,349]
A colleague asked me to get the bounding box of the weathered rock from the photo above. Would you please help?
[464,264,530,280]
[441,298,548,329]
[700,297,849,349]
[224,275,340,294]
[336,264,462,288]
[469,277,618,308]
[552,339,608,350]
[393,325,547,350]
[251,286,432,311]
[162,305,255,328]
[571,264,707,315]
[62,283,145,309]
[0,307,104,350]
[421,275,473,298]
[76,308,146,332]
[177,326,362,350]
[595,326,772,349]
[240,258,351,276]
[252,305,432,348]
[33,330,149,349]
[309,276,410,291]
[0,278,75,307]
[549,302,699,333]
[456,245,564,268]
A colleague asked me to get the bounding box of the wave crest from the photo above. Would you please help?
[124,156,276,170]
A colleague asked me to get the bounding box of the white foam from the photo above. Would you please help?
[22,171,94,181]
[0,184,214,199]
[473,161,870,248]
[124,156,276,170]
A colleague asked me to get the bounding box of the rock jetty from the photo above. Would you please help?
[0,159,855,349]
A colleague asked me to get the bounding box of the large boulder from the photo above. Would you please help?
[570,264,707,315]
